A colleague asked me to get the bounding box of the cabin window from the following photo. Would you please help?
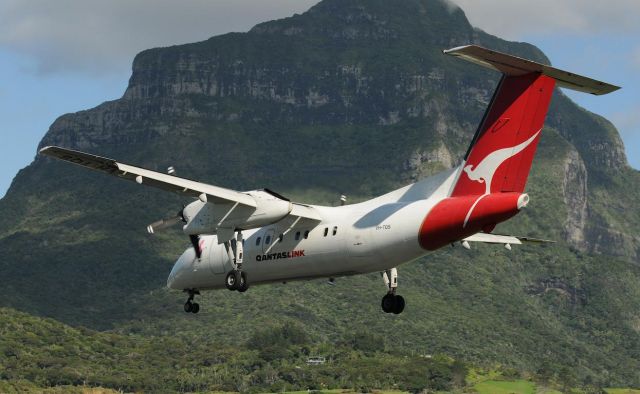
[279,234,284,242]
[265,235,271,245]
[295,231,301,241]
[323,227,328,237]
[256,237,261,246]
[304,230,309,239]
[333,226,338,236]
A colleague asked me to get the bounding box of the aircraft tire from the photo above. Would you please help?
[184,301,193,313]
[191,302,200,314]
[225,270,240,291]
[237,272,249,293]
[392,295,405,314]
[381,294,395,313]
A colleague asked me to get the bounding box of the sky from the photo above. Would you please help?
[1,0,638,198]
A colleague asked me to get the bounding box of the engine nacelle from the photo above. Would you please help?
[181,190,291,237]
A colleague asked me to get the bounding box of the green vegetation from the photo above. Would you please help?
[0,310,467,392]
[474,380,536,394]
[0,0,639,392]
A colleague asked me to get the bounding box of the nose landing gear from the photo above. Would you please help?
[381,293,405,314]
[183,289,200,314]
[381,268,405,314]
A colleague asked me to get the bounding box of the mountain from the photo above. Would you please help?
[1,0,639,389]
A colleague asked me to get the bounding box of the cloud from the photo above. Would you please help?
[440,0,462,14]
[2,0,638,76]
[0,0,317,76]
[452,0,640,39]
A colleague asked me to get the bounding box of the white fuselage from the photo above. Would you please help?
[167,166,460,291]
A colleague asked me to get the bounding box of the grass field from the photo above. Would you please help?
[474,380,536,394]
[272,386,640,394]
[279,391,408,394]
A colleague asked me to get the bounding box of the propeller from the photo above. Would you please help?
[147,207,203,259]
[190,234,203,259]
[147,209,186,234]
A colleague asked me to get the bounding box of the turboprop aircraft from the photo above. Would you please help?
[40,45,619,315]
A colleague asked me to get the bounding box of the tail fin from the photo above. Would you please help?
[445,45,619,197]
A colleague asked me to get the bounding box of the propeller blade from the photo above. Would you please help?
[147,215,182,234]
[190,234,202,259]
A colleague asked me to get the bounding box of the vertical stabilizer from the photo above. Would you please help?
[450,73,555,196]
[444,45,619,198]
[417,46,619,251]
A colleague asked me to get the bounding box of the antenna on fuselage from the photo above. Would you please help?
[340,195,347,206]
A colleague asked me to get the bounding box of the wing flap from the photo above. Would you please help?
[289,203,322,222]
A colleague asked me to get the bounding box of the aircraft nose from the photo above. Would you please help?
[167,248,196,290]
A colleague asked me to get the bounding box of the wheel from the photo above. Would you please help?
[225,270,240,291]
[184,301,193,313]
[381,294,395,313]
[191,302,200,314]
[392,295,405,314]
[237,271,249,293]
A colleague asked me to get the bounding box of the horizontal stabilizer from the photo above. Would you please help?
[464,232,554,245]
[444,45,620,95]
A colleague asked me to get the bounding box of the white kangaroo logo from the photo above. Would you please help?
[462,130,540,227]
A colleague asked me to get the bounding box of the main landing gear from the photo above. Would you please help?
[224,232,249,293]
[225,270,248,292]
[381,268,405,314]
[184,289,200,314]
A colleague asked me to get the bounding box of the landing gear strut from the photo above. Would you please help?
[381,268,405,314]
[183,289,200,314]
[224,232,249,293]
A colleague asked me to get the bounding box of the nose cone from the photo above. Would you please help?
[167,247,196,290]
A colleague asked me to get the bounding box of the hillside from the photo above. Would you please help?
[0,0,639,390]
[1,307,469,392]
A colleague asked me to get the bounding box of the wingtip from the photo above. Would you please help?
[443,44,473,55]
[38,145,55,154]
[38,146,53,155]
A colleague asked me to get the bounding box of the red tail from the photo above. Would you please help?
[451,73,556,197]
[416,45,618,251]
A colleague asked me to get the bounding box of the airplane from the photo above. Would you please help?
[40,45,619,315]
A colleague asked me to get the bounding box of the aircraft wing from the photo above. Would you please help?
[39,146,323,234]
[39,146,257,207]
